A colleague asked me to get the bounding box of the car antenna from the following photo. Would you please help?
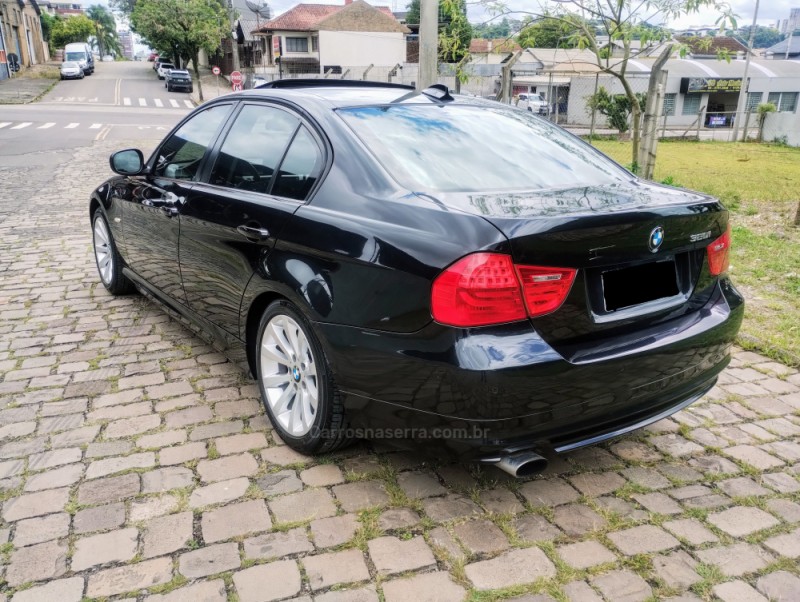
[421,84,454,102]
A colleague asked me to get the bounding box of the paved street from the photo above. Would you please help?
[1,67,800,602]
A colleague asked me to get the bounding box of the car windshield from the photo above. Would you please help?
[338,104,629,193]
[65,52,85,61]
[62,62,78,68]
[162,64,174,69]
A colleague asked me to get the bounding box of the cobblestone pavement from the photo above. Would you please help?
[1,140,800,602]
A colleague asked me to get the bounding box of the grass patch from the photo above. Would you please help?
[591,140,800,366]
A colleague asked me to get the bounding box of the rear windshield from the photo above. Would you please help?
[338,104,629,193]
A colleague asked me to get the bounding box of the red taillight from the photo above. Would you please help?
[431,253,576,327]
[516,265,577,317]
[707,226,731,276]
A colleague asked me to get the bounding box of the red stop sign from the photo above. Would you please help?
[230,71,244,85]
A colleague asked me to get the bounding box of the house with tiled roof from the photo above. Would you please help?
[257,0,409,74]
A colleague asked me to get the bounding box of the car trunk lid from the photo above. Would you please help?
[430,180,729,359]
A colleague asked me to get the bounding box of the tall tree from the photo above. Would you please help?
[88,5,121,58]
[483,0,736,172]
[51,14,95,49]
[132,0,228,101]
[40,13,60,53]
[406,0,472,63]
[109,0,137,17]
[735,25,783,49]
[517,16,582,48]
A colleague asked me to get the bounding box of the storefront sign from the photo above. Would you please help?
[680,77,744,94]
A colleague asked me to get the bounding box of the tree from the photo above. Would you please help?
[756,102,776,142]
[406,0,472,62]
[587,86,646,135]
[40,13,59,53]
[109,0,137,17]
[735,25,783,49]
[471,18,518,39]
[518,16,581,48]
[51,14,95,50]
[482,0,736,173]
[132,0,228,101]
[88,5,121,58]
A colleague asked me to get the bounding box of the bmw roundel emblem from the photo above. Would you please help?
[648,226,665,253]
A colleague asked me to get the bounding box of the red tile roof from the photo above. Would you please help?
[677,35,749,55]
[260,2,395,32]
[470,38,521,54]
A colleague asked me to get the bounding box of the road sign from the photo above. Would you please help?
[8,53,20,73]
[230,71,244,85]
[212,66,220,76]
[232,82,243,92]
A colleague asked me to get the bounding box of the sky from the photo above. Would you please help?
[96,0,796,33]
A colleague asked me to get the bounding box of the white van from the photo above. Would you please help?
[64,43,95,75]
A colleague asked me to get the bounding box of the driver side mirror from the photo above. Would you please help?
[110,149,145,176]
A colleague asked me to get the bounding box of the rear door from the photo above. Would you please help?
[179,102,325,336]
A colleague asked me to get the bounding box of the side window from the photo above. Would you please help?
[209,105,299,194]
[153,105,231,180]
[272,126,323,201]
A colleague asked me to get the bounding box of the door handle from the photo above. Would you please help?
[160,205,179,217]
[237,224,270,241]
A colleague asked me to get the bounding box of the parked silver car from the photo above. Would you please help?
[60,61,84,80]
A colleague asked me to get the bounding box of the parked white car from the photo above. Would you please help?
[517,92,550,115]
[157,62,175,80]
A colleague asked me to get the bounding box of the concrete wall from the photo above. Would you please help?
[318,31,405,69]
[762,111,800,145]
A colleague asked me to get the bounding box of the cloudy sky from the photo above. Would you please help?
[102,0,794,31]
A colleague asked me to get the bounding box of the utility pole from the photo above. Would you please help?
[228,0,240,73]
[418,0,437,90]
[732,0,759,142]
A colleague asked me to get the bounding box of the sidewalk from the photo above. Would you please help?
[191,69,234,106]
[0,74,57,104]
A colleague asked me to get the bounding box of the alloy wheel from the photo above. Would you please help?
[260,314,318,436]
[93,217,114,285]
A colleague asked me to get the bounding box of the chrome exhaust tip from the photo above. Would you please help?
[494,451,549,478]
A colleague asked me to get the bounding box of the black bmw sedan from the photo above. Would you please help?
[89,80,743,476]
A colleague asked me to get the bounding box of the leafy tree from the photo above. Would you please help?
[586,86,646,135]
[88,5,121,58]
[109,0,137,17]
[735,25,783,49]
[518,16,581,48]
[40,13,59,53]
[132,0,228,101]
[51,14,95,50]
[756,102,776,142]
[471,18,519,39]
[405,0,471,62]
[481,0,736,171]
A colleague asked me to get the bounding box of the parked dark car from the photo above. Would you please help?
[165,69,193,93]
[89,80,743,476]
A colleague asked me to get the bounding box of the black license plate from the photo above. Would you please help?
[602,260,679,312]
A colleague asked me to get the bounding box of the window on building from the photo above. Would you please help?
[682,95,701,116]
[285,37,308,53]
[311,36,318,51]
[746,92,762,113]
[662,93,676,116]
[767,92,797,112]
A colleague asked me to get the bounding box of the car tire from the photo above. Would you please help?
[92,209,136,296]
[256,301,351,454]
[60,75,64,80]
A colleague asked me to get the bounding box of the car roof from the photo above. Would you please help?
[230,83,502,110]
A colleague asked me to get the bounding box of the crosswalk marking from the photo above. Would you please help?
[183,100,194,108]
[38,123,56,129]
[0,122,10,129]
[123,97,131,106]
[90,123,103,129]
[65,123,79,129]
[139,98,147,107]
[154,98,163,107]
[11,122,32,129]
[169,99,179,108]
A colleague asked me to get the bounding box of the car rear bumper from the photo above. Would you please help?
[317,278,744,459]
[169,82,192,91]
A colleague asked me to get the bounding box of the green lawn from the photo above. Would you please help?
[590,140,800,366]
